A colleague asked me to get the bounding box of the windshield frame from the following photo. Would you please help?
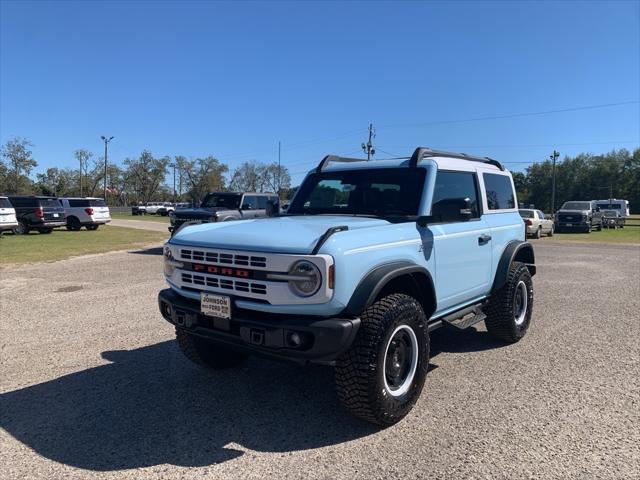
[287,167,427,220]
[201,193,242,209]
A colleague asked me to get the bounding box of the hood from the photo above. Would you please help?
[557,209,588,214]
[173,207,227,219]
[169,215,390,254]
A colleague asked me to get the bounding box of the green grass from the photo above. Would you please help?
[545,227,640,244]
[111,212,169,222]
[0,226,167,264]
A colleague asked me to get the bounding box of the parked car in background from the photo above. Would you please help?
[593,199,630,218]
[169,192,278,234]
[8,195,66,234]
[156,202,175,216]
[59,197,111,231]
[555,201,603,233]
[601,210,625,229]
[144,202,165,215]
[519,209,554,238]
[0,196,18,235]
[132,203,145,215]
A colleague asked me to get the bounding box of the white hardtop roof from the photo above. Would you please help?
[313,155,507,174]
[62,196,104,200]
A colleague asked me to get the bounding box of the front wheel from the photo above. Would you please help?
[176,328,247,369]
[335,293,429,427]
[484,262,533,343]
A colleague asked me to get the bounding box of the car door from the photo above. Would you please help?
[429,170,492,312]
[240,195,260,219]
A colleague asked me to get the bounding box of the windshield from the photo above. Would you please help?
[39,198,62,208]
[201,193,242,209]
[288,168,426,217]
[561,202,591,210]
[519,210,534,218]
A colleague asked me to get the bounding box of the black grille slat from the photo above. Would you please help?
[180,272,266,295]
[179,249,268,270]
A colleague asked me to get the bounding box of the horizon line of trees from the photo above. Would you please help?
[1,137,638,212]
[0,137,293,206]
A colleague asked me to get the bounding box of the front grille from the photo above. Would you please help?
[558,214,583,222]
[180,249,267,268]
[181,272,267,295]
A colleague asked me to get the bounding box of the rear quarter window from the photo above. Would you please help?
[69,199,89,207]
[89,199,107,207]
[0,198,12,208]
[483,173,515,210]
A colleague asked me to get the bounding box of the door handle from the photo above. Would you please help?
[478,234,492,245]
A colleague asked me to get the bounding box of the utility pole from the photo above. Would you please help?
[79,156,83,197]
[361,123,376,160]
[169,163,177,201]
[550,150,559,215]
[101,136,114,202]
[278,140,281,198]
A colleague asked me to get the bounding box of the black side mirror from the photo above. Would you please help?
[266,199,280,217]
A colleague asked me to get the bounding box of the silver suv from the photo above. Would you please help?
[59,197,111,231]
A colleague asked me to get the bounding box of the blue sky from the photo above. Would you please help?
[1,0,638,185]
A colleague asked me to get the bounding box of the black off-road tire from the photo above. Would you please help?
[14,220,29,235]
[67,217,82,231]
[175,327,247,369]
[484,261,533,343]
[335,294,429,427]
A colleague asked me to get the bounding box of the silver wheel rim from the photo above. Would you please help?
[514,281,528,326]
[383,325,419,397]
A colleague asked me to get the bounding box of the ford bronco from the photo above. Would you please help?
[158,147,536,426]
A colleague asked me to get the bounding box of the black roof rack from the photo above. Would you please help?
[314,147,504,173]
[409,147,504,171]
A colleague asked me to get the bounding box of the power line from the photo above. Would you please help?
[378,100,640,129]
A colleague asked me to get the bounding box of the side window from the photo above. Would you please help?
[256,196,268,209]
[69,199,87,208]
[431,171,480,221]
[242,195,259,209]
[537,210,545,219]
[483,173,515,210]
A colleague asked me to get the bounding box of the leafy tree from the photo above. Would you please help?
[261,162,292,196]
[1,137,37,194]
[74,149,93,196]
[228,161,266,192]
[177,156,228,204]
[124,151,170,203]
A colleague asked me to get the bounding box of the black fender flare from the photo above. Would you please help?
[341,262,436,317]
[491,241,536,293]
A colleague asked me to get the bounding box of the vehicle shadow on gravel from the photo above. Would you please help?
[429,324,507,356]
[129,246,164,255]
[0,340,377,471]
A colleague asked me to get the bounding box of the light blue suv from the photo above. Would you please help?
[158,147,536,426]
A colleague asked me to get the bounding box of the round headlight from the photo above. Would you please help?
[288,260,321,297]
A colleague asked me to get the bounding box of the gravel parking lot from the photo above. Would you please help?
[1,241,639,479]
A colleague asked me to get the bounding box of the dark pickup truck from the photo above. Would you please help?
[555,200,603,233]
[169,192,278,234]
[9,195,67,234]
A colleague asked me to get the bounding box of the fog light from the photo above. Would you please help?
[287,332,302,347]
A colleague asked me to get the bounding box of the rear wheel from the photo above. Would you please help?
[86,224,99,231]
[548,224,554,237]
[67,217,82,231]
[484,262,533,343]
[335,293,429,426]
[533,227,541,239]
[14,220,29,235]
[176,328,247,369]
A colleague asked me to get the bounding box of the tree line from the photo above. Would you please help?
[1,137,637,212]
[513,148,639,213]
[0,137,292,206]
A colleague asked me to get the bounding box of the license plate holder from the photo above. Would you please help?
[200,293,231,319]
[565,223,572,226]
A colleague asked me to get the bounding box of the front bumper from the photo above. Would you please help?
[158,288,360,365]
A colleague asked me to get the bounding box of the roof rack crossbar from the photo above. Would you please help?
[409,147,504,171]
[315,155,366,173]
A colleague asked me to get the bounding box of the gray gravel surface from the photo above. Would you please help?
[1,241,639,479]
